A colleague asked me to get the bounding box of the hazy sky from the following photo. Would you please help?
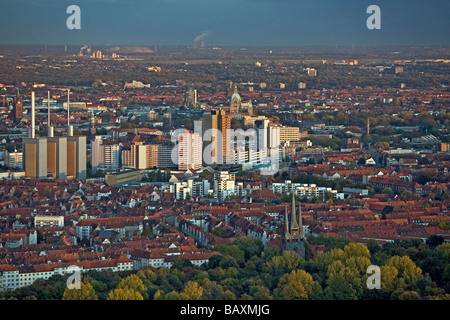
[1,0,449,46]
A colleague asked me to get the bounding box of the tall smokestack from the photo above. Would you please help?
[31,91,35,138]
[67,89,70,127]
[67,89,73,136]
[48,90,53,137]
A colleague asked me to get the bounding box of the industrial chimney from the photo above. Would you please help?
[48,90,54,137]
[30,91,35,138]
[67,89,73,136]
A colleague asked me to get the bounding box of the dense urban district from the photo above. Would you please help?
[0,45,449,300]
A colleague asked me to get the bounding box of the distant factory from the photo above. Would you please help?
[193,32,209,48]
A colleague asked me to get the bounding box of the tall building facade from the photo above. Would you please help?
[178,131,202,171]
[91,136,121,171]
[122,142,159,170]
[203,109,231,165]
[279,126,300,143]
[4,150,23,170]
[214,171,236,201]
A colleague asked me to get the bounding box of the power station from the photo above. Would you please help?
[23,90,86,180]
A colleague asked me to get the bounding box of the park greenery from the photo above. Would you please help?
[1,235,449,300]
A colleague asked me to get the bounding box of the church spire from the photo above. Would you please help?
[290,193,300,237]
[284,204,290,238]
[298,202,304,238]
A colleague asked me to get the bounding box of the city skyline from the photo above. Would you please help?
[1,0,449,46]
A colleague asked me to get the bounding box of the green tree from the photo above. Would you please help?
[367,239,381,255]
[426,234,445,247]
[233,237,264,261]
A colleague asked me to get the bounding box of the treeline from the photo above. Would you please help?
[1,235,449,300]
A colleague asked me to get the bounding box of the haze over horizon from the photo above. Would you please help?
[1,0,449,47]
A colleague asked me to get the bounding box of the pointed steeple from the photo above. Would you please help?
[284,204,290,238]
[290,193,300,237]
[298,202,304,238]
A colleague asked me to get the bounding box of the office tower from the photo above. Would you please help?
[214,171,236,201]
[178,131,202,171]
[91,136,121,171]
[122,136,159,170]
[4,150,23,170]
[279,126,300,143]
[91,136,102,171]
[255,120,269,152]
[134,141,149,170]
[268,126,281,149]
[184,88,198,107]
[229,85,241,114]
[157,144,174,169]
[203,109,231,165]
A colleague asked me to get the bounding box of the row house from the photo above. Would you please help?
[369,176,424,195]
[0,255,132,292]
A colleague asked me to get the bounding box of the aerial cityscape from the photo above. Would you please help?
[0,0,449,309]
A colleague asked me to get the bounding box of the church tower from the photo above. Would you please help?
[230,85,241,114]
[13,88,23,122]
[282,193,305,258]
[90,110,96,137]
[247,99,254,116]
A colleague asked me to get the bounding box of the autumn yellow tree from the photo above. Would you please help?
[62,282,98,300]
[107,288,144,300]
[386,255,423,287]
[276,269,322,300]
[181,281,203,300]
[118,274,146,294]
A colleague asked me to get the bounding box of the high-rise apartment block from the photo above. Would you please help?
[178,131,202,171]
